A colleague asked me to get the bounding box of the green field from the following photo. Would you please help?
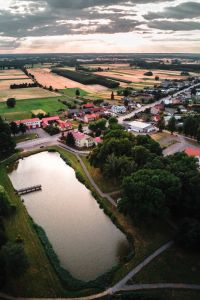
[0,96,66,121]
[60,88,88,97]
[14,133,38,143]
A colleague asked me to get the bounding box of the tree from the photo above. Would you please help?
[111,91,114,100]
[155,76,159,81]
[6,98,16,108]
[75,89,80,98]
[66,132,75,147]
[78,123,83,133]
[19,123,27,135]
[168,116,176,135]
[108,117,118,126]
[119,169,181,220]
[157,114,165,132]
[0,243,29,278]
[10,122,19,136]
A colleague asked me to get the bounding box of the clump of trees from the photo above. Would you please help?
[10,121,27,136]
[0,117,16,160]
[43,125,60,136]
[144,71,153,76]
[90,127,200,250]
[66,132,75,147]
[88,118,107,136]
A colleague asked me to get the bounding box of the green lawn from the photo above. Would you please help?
[0,96,66,121]
[130,245,200,285]
[81,156,119,193]
[60,88,88,97]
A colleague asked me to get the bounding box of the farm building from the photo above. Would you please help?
[126,121,155,133]
[16,118,41,129]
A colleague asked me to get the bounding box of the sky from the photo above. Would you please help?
[0,0,200,54]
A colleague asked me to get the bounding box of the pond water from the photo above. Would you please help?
[9,152,129,281]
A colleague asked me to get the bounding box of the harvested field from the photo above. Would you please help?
[83,63,130,69]
[0,69,29,80]
[0,87,60,102]
[31,109,47,115]
[28,68,108,93]
[94,67,190,86]
[0,79,33,89]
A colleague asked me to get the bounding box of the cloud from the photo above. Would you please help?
[145,1,200,20]
[148,20,200,31]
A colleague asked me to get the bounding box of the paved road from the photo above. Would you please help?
[118,83,200,124]
[163,133,200,156]
[121,283,200,292]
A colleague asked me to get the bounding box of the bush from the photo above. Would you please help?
[75,171,85,184]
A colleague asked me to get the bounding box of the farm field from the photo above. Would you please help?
[82,63,130,69]
[28,68,108,93]
[0,96,66,121]
[0,69,29,80]
[94,68,189,85]
[0,87,61,102]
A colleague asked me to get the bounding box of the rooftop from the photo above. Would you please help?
[127,121,153,129]
[185,148,200,157]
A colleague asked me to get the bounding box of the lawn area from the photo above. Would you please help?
[59,88,88,97]
[0,96,66,121]
[81,156,119,193]
[130,244,200,285]
[14,133,38,143]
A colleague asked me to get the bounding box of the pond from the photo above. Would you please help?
[9,152,129,281]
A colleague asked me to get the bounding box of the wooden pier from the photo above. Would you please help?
[15,185,42,196]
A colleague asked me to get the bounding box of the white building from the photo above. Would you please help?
[16,118,42,129]
[110,105,126,114]
[126,121,155,133]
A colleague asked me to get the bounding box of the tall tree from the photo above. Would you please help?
[19,123,27,135]
[157,114,165,132]
[168,116,176,135]
[66,132,75,147]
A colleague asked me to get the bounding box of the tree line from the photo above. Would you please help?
[10,83,38,89]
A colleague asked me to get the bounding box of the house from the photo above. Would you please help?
[42,116,72,131]
[57,120,72,131]
[83,114,99,123]
[125,121,155,133]
[111,105,126,114]
[16,118,42,129]
[185,148,200,168]
[69,131,94,148]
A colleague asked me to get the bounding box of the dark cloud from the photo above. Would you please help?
[145,1,200,20]
[148,20,200,31]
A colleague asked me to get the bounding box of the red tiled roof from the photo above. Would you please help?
[16,118,40,124]
[83,104,94,108]
[185,148,200,157]
[42,116,60,123]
